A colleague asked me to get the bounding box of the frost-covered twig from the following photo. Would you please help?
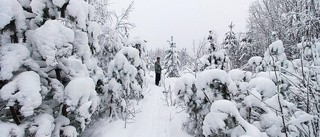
[268,48,288,137]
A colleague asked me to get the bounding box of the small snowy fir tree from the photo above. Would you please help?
[103,47,145,120]
[222,22,240,69]
[174,69,237,136]
[198,31,230,71]
[164,36,180,77]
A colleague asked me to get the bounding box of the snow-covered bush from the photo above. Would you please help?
[248,56,264,73]
[28,114,55,137]
[198,49,230,71]
[173,73,196,106]
[243,37,320,136]
[0,121,24,137]
[0,71,42,117]
[121,47,146,91]
[196,69,237,102]
[0,43,39,80]
[0,0,26,44]
[178,35,320,137]
[203,100,261,137]
[27,20,74,68]
[130,36,146,58]
[62,77,99,132]
[263,40,287,71]
[103,47,145,119]
[175,69,237,136]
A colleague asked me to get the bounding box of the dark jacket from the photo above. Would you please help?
[155,61,162,74]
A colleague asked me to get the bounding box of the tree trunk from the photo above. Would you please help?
[10,106,20,125]
[55,69,61,81]
[61,1,69,18]
[55,69,68,117]
[62,104,68,117]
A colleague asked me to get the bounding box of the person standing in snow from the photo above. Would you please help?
[155,57,162,86]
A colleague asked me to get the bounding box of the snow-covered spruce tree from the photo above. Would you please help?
[130,37,147,88]
[173,73,197,107]
[103,47,145,120]
[174,69,237,136]
[198,31,230,71]
[0,0,105,136]
[222,22,241,69]
[164,36,180,77]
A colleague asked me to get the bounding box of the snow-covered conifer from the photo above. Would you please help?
[164,36,180,77]
[103,47,145,119]
[0,0,106,135]
[197,31,230,71]
[173,73,196,106]
[222,22,240,69]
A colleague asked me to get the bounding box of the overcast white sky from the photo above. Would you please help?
[111,0,255,51]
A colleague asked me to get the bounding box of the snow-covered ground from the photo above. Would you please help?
[82,72,191,137]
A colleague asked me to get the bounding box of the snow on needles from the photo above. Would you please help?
[67,0,95,30]
[27,20,74,67]
[0,0,26,32]
[249,77,276,99]
[0,71,42,117]
[64,77,98,126]
[173,73,196,104]
[196,69,237,100]
[29,114,55,137]
[0,44,30,80]
[203,100,262,137]
[53,0,67,8]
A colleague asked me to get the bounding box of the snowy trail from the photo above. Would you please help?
[82,73,191,137]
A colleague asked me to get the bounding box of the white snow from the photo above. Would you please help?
[264,40,287,63]
[28,114,55,137]
[67,0,93,30]
[228,69,245,82]
[59,57,89,77]
[88,21,102,52]
[0,0,25,32]
[196,69,237,100]
[0,44,30,80]
[248,56,262,66]
[64,77,99,131]
[0,71,42,117]
[30,0,46,22]
[73,31,90,58]
[53,0,67,8]
[0,121,24,137]
[248,77,276,99]
[0,0,13,29]
[28,20,74,67]
[173,73,196,104]
[203,100,262,137]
